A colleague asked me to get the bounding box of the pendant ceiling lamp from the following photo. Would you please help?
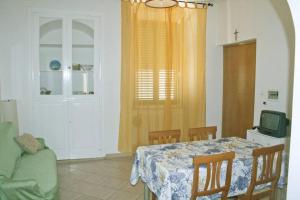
[143,0,213,9]
[145,0,177,8]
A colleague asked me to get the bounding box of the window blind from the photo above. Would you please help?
[159,69,176,100]
[136,69,176,101]
[136,69,154,101]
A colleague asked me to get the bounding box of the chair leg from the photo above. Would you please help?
[151,192,156,200]
[236,195,247,200]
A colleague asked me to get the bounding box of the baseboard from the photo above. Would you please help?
[57,157,105,164]
[105,152,133,158]
[57,152,134,164]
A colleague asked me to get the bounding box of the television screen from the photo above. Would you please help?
[261,112,280,131]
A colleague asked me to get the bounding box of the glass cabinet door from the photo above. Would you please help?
[39,17,63,95]
[71,19,95,95]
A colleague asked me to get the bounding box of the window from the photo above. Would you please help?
[135,20,178,103]
[136,69,177,102]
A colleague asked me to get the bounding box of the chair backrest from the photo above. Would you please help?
[189,126,217,141]
[149,129,181,145]
[191,151,235,200]
[245,144,284,200]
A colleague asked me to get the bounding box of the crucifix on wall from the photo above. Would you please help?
[234,29,239,41]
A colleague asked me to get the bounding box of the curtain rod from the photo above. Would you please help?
[177,1,213,7]
[124,0,214,8]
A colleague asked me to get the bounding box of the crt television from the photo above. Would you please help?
[258,110,289,138]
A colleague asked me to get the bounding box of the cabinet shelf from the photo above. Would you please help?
[40,70,94,74]
[40,44,62,48]
[72,70,94,73]
[40,44,94,48]
[39,70,94,73]
[40,70,63,72]
[73,44,94,48]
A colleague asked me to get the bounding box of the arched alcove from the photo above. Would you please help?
[286,0,300,198]
[40,19,94,44]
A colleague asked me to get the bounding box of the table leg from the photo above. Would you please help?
[144,183,150,200]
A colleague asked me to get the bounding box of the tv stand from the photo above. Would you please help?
[246,129,290,152]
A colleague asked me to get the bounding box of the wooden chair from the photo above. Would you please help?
[148,129,181,145]
[238,144,284,200]
[188,126,217,141]
[191,151,235,200]
[149,129,181,200]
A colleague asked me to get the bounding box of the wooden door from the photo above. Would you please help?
[222,42,256,138]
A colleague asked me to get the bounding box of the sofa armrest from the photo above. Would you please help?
[0,179,45,199]
[36,138,48,149]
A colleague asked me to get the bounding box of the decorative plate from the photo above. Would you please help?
[49,60,61,70]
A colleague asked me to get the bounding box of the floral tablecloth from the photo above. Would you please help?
[130,137,287,200]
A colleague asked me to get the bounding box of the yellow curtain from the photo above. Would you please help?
[119,1,207,153]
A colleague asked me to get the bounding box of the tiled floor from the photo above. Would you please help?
[58,157,144,200]
[58,157,285,200]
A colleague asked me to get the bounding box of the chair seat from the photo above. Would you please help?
[238,188,272,200]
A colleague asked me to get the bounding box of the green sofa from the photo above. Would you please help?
[0,122,58,200]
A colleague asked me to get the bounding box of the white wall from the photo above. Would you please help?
[206,5,223,138]
[0,0,294,154]
[287,0,300,198]
[215,0,294,129]
[0,0,121,154]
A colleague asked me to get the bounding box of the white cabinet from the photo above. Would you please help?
[33,102,69,159]
[246,129,290,152]
[31,10,103,160]
[68,100,102,159]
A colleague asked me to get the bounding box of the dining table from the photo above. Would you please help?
[130,137,287,200]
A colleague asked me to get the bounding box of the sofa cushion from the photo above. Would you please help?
[12,149,58,195]
[0,122,22,178]
[15,133,42,154]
